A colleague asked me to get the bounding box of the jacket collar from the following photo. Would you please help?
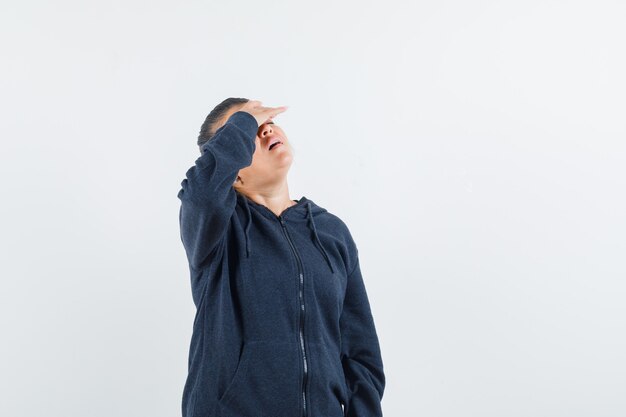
[236,191,335,273]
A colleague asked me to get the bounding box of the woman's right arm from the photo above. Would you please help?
[177,111,258,270]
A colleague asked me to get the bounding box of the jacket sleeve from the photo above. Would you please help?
[340,255,386,417]
[177,110,258,270]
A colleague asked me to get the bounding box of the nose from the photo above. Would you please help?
[259,122,273,138]
[258,123,275,147]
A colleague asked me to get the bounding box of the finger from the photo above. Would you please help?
[267,106,288,118]
[259,105,286,111]
[262,111,281,125]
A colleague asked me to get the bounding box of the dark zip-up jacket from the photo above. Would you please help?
[177,110,385,417]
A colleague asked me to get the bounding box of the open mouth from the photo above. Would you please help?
[268,140,283,150]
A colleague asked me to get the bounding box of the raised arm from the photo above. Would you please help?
[340,256,386,417]
[177,110,258,270]
[177,102,288,270]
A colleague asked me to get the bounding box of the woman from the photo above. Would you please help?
[177,98,385,417]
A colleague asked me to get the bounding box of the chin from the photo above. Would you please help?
[268,158,293,178]
[276,151,293,166]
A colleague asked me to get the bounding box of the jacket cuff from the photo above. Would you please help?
[227,111,259,137]
[199,111,258,155]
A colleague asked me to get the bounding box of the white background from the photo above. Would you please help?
[1,1,625,416]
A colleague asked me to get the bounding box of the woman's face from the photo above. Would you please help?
[222,105,294,189]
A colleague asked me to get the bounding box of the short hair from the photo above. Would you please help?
[197,97,250,152]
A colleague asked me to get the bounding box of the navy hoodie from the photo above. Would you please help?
[177,111,385,417]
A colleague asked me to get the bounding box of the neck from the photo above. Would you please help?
[235,181,297,217]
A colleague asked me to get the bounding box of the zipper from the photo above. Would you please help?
[278,215,309,417]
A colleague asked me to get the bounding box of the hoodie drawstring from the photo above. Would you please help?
[240,196,334,274]
[242,195,252,258]
[306,202,335,274]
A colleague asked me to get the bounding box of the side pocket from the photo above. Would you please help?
[218,342,251,404]
[217,340,302,416]
[336,352,349,409]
